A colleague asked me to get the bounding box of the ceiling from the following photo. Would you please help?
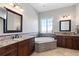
[30,3,76,13]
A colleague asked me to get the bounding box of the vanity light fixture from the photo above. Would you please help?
[8,3,16,7]
[8,3,24,12]
[15,6,24,12]
[15,6,20,9]
[59,14,72,20]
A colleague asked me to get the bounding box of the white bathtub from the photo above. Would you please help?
[35,37,57,52]
[35,37,56,43]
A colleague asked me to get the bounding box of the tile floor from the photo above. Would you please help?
[31,47,79,56]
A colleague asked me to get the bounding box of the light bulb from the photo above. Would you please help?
[9,3,15,7]
[15,6,20,9]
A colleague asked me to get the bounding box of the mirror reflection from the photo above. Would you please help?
[4,8,22,33]
[59,20,71,31]
[7,10,21,31]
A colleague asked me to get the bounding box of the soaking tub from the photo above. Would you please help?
[35,37,57,52]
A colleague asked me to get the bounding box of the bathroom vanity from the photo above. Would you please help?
[0,36,35,56]
[56,35,79,50]
[0,7,35,56]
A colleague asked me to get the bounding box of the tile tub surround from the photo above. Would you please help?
[35,41,57,52]
[35,37,57,52]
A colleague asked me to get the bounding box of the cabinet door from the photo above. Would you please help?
[0,43,17,56]
[61,37,66,48]
[18,38,35,56]
[0,47,5,55]
[72,37,77,49]
[66,36,72,49]
[76,37,79,50]
[77,37,79,50]
[57,36,62,47]
[72,37,79,50]
[4,49,17,56]
[18,40,29,56]
[28,38,35,55]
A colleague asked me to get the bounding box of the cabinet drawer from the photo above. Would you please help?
[4,49,17,56]
[0,47,5,55]
[62,39,66,48]
[0,43,17,55]
[5,43,17,52]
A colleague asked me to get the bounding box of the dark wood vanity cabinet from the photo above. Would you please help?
[56,35,79,50]
[0,37,35,56]
[17,38,35,56]
[0,43,17,56]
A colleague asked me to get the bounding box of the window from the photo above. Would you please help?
[40,17,53,33]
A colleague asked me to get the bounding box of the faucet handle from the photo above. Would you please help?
[11,35,15,39]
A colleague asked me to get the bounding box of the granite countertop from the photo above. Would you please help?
[0,36,34,48]
[56,34,79,36]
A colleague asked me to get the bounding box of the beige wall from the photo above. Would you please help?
[39,5,77,33]
[75,4,79,25]
[18,4,38,33]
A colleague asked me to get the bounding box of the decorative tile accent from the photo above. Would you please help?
[0,32,38,40]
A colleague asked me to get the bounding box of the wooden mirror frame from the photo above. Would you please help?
[4,8,23,33]
[59,20,71,32]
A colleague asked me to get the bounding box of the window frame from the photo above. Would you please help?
[40,17,53,33]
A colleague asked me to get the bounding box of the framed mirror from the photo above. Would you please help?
[59,20,71,31]
[4,8,22,33]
